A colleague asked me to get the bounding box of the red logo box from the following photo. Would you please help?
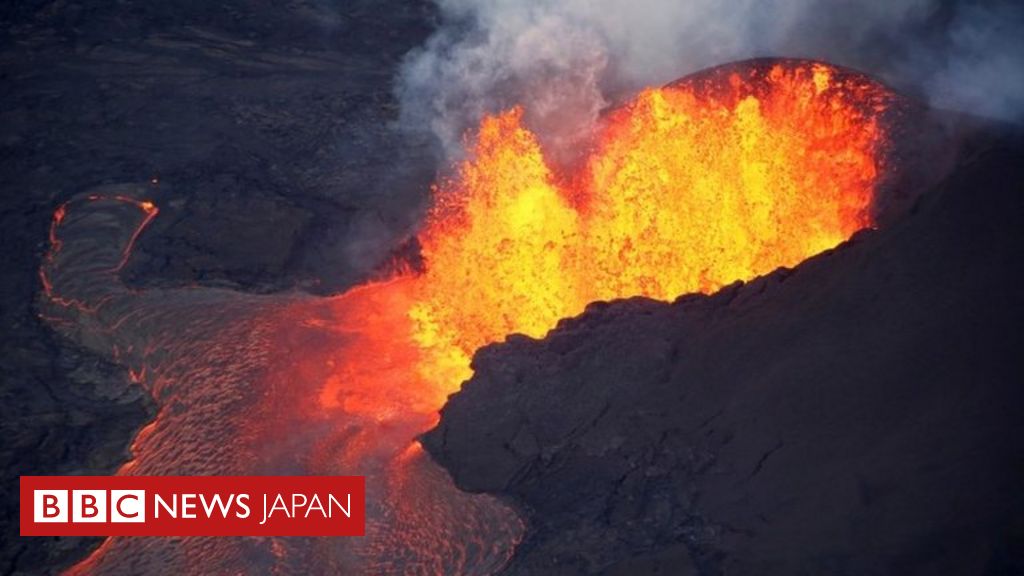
[20,476,365,536]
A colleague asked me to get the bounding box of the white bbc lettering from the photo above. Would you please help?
[110,490,146,523]
[71,490,107,523]
[154,493,175,518]
[33,490,68,523]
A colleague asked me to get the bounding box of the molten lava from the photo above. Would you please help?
[328,60,893,415]
[44,59,896,575]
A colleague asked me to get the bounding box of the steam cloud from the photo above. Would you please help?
[397,0,1024,159]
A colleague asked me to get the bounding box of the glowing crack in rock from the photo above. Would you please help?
[40,60,893,574]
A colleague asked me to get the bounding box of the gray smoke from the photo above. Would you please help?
[397,0,1024,159]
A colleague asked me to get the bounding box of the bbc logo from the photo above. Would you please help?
[33,490,145,523]
[22,476,365,536]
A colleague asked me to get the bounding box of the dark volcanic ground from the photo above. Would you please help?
[1,2,436,573]
[424,124,1024,575]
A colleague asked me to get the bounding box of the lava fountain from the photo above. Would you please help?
[332,59,893,417]
[42,59,895,575]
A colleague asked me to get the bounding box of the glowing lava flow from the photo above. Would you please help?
[328,60,893,416]
[45,59,895,575]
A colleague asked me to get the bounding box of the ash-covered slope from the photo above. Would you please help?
[423,123,1024,575]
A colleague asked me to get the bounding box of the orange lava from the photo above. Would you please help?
[45,59,894,575]
[326,61,893,417]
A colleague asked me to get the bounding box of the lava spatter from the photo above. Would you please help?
[400,60,892,408]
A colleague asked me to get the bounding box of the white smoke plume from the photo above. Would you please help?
[397,0,1024,159]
